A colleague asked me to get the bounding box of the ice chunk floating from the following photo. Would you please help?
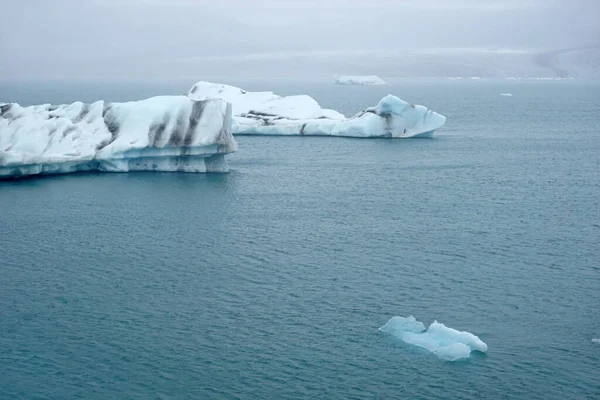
[500,93,513,97]
[0,96,237,179]
[592,338,600,344]
[334,75,387,85]
[379,316,487,361]
[187,82,445,138]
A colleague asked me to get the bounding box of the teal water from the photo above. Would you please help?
[1,81,599,399]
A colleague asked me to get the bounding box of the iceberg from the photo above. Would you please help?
[379,316,487,361]
[0,96,237,179]
[333,75,387,85]
[500,93,513,97]
[592,338,600,344]
[187,82,445,138]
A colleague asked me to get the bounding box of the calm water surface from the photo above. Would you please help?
[1,81,599,399]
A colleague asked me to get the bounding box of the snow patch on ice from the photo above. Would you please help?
[379,316,487,361]
[188,81,344,120]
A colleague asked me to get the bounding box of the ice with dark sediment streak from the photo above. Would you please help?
[187,81,446,138]
[379,316,488,361]
[0,96,237,179]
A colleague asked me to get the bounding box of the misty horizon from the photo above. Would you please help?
[1,0,599,81]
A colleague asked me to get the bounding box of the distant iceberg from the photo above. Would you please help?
[187,82,445,138]
[333,75,387,85]
[592,338,600,344]
[0,97,237,179]
[500,93,513,96]
[379,316,487,361]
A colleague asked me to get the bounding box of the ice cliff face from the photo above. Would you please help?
[0,96,237,179]
[187,82,445,138]
[0,81,446,179]
[334,75,387,85]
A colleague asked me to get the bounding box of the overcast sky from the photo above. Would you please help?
[1,0,598,81]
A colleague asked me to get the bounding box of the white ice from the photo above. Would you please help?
[592,338,600,344]
[379,316,487,361]
[187,82,445,138]
[333,75,387,85]
[500,93,513,96]
[0,96,237,179]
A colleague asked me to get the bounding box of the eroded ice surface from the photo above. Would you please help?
[379,316,487,361]
[0,96,237,178]
[334,75,387,85]
[187,82,445,138]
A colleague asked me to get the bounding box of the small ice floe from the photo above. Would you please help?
[379,315,487,361]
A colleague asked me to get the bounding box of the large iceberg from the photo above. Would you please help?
[187,82,445,138]
[379,316,488,361]
[0,96,237,179]
[334,75,387,85]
